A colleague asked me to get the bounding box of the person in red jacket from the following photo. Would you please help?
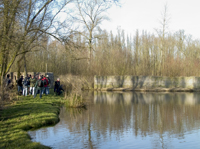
[42,76,48,95]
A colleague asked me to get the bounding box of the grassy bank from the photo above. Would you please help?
[0,90,67,149]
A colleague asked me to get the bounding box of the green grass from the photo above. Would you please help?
[0,89,67,149]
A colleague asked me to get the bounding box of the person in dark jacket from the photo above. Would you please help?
[54,78,60,93]
[54,78,64,95]
[27,74,31,94]
[17,76,23,95]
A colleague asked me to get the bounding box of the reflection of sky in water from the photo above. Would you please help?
[28,92,200,149]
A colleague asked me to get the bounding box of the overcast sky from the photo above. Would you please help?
[101,0,200,39]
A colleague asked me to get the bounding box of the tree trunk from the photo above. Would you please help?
[23,54,27,77]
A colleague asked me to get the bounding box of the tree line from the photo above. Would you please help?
[10,28,200,77]
[2,0,200,80]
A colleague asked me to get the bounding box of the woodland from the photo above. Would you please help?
[1,0,200,82]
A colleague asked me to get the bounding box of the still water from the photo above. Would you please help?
[28,92,200,149]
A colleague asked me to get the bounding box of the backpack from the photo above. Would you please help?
[27,79,30,85]
[43,79,47,85]
[47,78,51,85]
[17,78,22,86]
[38,79,43,87]
[23,79,28,86]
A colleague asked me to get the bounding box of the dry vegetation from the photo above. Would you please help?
[59,74,93,92]
[58,74,93,108]
[3,1,199,79]
[12,28,200,78]
[0,87,19,109]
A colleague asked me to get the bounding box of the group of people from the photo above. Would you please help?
[16,74,64,98]
[17,74,51,98]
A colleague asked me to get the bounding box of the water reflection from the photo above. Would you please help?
[95,91,200,105]
[28,92,200,149]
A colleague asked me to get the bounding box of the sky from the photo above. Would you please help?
[101,0,200,40]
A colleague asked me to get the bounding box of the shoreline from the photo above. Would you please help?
[0,92,66,149]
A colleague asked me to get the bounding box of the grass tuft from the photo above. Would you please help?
[65,93,86,108]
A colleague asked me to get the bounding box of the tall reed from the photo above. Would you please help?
[58,74,91,108]
[65,93,85,108]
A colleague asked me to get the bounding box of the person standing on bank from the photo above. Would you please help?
[46,75,51,95]
[22,76,28,96]
[29,75,36,96]
[27,74,31,94]
[54,78,60,93]
[17,76,23,95]
[4,74,11,89]
[42,76,48,95]
[34,75,44,98]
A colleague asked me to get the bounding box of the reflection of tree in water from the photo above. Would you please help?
[61,92,200,148]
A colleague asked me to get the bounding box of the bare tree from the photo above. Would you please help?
[0,0,73,99]
[155,3,170,76]
[71,0,120,62]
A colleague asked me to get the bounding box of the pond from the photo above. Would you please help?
[28,91,200,149]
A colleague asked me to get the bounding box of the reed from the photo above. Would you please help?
[58,74,90,108]
[58,74,93,94]
[65,93,86,108]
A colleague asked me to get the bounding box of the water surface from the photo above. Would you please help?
[28,92,200,149]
